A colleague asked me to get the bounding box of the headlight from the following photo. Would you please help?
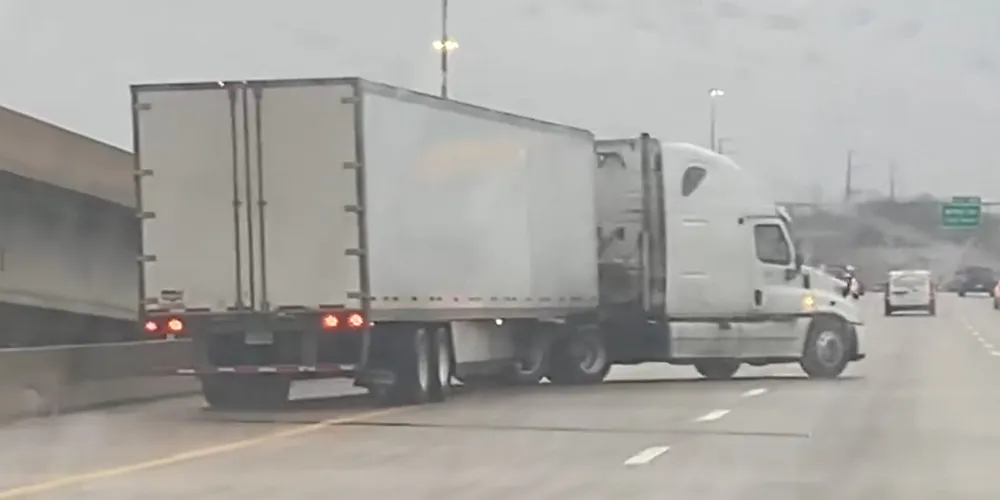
[801,293,816,311]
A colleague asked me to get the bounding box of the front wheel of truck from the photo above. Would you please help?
[800,316,852,379]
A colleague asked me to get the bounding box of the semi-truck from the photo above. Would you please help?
[130,77,866,409]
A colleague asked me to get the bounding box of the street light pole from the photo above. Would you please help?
[440,0,449,98]
[431,0,459,99]
[708,88,724,151]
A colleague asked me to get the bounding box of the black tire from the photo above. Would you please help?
[958,291,967,297]
[993,299,999,310]
[546,327,610,385]
[428,326,454,403]
[693,360,741,380]
[800,316,852,379]
[378,327,434,405]
[200,374,290,410]
[928,303,936,316]
[884,303,893,316]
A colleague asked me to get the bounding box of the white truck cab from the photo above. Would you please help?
[595,139,865,380]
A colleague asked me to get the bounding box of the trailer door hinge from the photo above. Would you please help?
[135,102,151,111]
[138,254,157,263]
[343,162,362,170]
[137,211,156,220]
[344,205,363,214]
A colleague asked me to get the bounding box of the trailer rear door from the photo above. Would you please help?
[133,80,364,314]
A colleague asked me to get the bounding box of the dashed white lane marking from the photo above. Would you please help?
[623,446,671,466]
[694,409,731,422]
[741,388,768,398]
[991,351,1000,357]
[984,342,994,349]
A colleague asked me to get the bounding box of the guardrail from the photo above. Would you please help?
[0,339,196,422]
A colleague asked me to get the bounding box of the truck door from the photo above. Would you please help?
[742,219,803,357]
[135,84,251,312]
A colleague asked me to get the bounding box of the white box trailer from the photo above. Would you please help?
[131,77,599,407]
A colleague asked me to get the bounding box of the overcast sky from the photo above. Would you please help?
[0,0,996,201]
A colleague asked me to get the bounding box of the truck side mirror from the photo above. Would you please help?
[793,252,804,271]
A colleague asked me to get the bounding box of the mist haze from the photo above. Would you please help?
[0,0,995,200]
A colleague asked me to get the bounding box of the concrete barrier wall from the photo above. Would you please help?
[0,340,196,422]
[0,170,137,321]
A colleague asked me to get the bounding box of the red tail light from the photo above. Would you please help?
[321,314,340,329]
[347,313,365,328]
[167,318,184,333]
[320,312,366,331]
[143,320,158,333]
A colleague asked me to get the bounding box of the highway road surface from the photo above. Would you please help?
[0,293,998,499]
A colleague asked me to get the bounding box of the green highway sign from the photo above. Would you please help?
[951,195,982,205]
[942,196,982,228]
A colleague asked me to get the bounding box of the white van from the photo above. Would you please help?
[884,270,935,316]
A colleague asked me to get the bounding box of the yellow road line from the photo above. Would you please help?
[0,407,404,499]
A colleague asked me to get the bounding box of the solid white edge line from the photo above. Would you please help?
[742,388,768,398]
[694,409,731,422]
[623,446,671,466]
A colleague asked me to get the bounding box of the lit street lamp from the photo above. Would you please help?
[432,39,459,51]
[432,0,458,98]
[708,88,724,152]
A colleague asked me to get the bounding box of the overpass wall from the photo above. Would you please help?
[0,105,139,346]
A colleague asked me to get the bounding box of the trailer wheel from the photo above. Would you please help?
[429,326,454,402]
[378,327,434,405]
[546,328,610,385]
[800,316,852,379]
[200,374,290,410]
[693,360,740,380]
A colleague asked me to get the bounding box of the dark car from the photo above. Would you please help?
[956,266,997,297]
